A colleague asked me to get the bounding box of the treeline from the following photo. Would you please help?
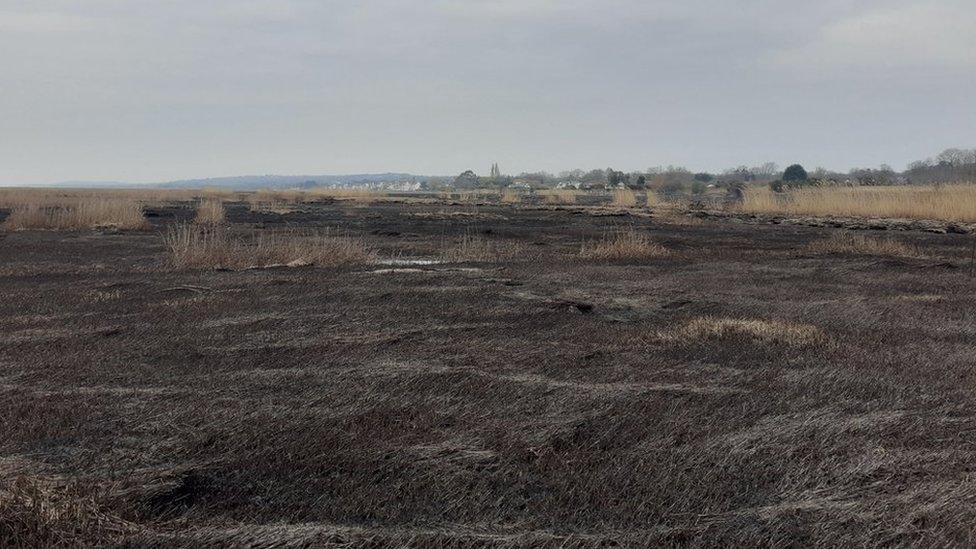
[453,164,787,194]
[904,148,976,184]
[450,147,975,192]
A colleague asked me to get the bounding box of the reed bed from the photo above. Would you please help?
[540,189,578,205]
[458,189,499,204]
[739,185,976,222]
[163,223,375,270]
[500,189,522,205]
[610,188,638,208]
[2,199,149,231]
[645,190,661,208]
[0,188,234,210]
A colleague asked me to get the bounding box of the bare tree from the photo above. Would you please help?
[936,148,976,166]
[751,162,779,179]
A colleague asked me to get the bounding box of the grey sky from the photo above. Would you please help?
[2,0,974,184]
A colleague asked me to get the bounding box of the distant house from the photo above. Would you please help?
[509,181,532,191]
[556,180,582,189]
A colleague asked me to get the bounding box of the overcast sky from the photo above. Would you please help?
[2,0,974,184]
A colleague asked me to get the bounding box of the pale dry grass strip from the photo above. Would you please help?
[252,189,307,203]
[739,185,976,222]
[307,188,386,204]
[459,189,499,204]
[579,230,669,261]
[611,188,638,208]
[645,190,661,208]
[2,199,149,231]
[0,188,231,209]
[199,187,236,201]
[806,232,924,258]
[163,223,375,270]
[540,190,578,205]
[500,189,521,205]
[246,192,294,214]
[248,200,293,214]
[193,199,226,225]
[660,317,826,347]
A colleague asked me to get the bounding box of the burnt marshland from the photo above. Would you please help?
[2,191,976,547]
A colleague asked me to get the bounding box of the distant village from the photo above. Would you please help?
[306,147,976,196]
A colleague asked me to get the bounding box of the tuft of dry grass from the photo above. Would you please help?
[645,190,661,208]
[661,317,826,347]
[247,196,294,214]
[2,199,149,231]
[739,184,976,222]
[611,188,638,208]
[163,223,375,270]
[456,189,498,204]
[540,190,578,205]
[500,189,521,205]
[579,230,669,261]
[440,233,524,262]
[806,232,924,258]
[193,199,226,225]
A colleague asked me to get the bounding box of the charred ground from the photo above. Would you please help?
[2,200,976,546]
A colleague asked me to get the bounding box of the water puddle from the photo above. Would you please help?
[376,258,444,266]
[367,258,484,275]
[368,268,428,274]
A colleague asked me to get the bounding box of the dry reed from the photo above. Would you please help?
[500,189,521,205]
[459,189,498,204]
[739,185,976,222]
[611,188,638,208]
[0,188,184,208]
[246,191,296,214]
[645,190,661,208]
[2,199,149,231]
[661,317,826,347]
[579,230,669,261]
[163,223,375,270]
[194,199,226,225]
[541,190,578,205]
[441,233,524,262]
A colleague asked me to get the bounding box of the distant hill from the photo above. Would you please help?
[154,173,424,190]
[39,173,433,190]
